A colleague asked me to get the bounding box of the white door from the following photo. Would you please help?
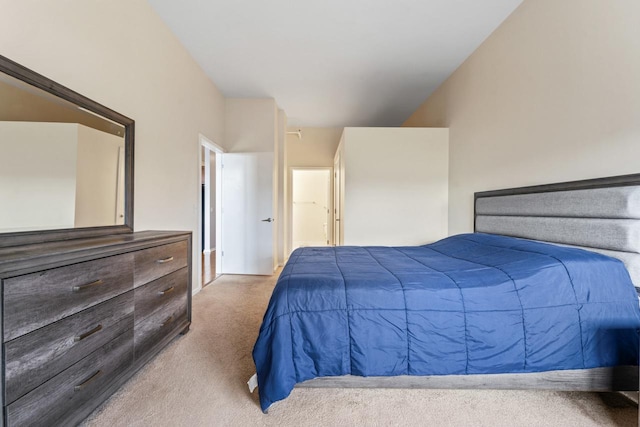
[220,152,274,275]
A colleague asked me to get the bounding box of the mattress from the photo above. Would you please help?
[252,233,640,411]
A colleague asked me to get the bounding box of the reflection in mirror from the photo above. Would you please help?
[0,70,127,233]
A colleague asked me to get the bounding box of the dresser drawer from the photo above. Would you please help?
[134,240,188,288]
[134,288,188,360]
[4,292,134,404]
[3,253,134,341]
[6,329,133,427]
[135,267,189,323]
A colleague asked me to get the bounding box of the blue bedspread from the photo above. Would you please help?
[253,233,640,411]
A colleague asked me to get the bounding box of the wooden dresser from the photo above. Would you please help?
[0,231,192,426]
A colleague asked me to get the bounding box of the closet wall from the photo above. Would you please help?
[335,127,449,246]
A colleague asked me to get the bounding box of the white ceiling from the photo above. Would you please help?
[148,0,523,127]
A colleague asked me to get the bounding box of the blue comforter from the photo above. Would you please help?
[253,233,640,411]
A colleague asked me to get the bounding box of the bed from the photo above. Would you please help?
[252,174,640,412]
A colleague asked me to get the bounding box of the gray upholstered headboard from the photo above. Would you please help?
[474,174,640,288]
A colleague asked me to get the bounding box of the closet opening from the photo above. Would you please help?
[290,168,332,252]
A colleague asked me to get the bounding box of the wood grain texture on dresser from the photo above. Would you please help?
[4,292,134,404]
[6,329,133,427]
[0,230,190,278]
[134,240,188,288]
[0,230,192,427]
[134,267,189,323]
[134,290,188,360]
[3,253,133,341]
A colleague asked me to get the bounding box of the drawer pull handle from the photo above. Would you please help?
[156,256,174,264]
[74,370,103,391]
[74,324,103,342]
[72,279,104,293]
[158,286,175,296]
[162,316,174,327]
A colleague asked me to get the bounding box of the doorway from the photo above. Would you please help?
[199,135,224,290]
[291,168,332,252]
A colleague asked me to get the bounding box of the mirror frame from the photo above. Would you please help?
[0,54,134,247]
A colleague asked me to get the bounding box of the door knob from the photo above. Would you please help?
[261,218,274,222]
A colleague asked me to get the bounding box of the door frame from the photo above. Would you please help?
[197,134,225,294]
[288,167,333,255]
[333,153,342,246]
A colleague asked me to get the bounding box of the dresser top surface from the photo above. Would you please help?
[0,231,191,277]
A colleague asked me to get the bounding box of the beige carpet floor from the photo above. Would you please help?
[83,273,638,427]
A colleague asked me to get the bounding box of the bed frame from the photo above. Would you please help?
[298,173,640,392]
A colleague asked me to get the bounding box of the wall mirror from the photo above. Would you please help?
[0,55,134,247]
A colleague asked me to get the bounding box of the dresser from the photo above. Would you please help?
[0,231,192,426]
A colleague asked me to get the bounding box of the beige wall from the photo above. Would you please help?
[0,122,78,231]
[404,0,640,235]
[339,127,449,246]
[75,125,125,228]
[0,122,125,231]
[224,98,277,153]
[286,127,342,168]
[0,0,226,292]
[0,78,124,136]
